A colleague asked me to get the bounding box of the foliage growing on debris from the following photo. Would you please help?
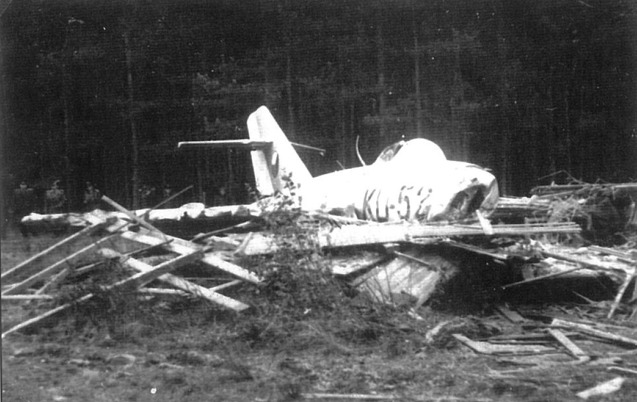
[247,211,351,318]
[243,176,351,318]
[539,182,637,245]
[54,259,156,338]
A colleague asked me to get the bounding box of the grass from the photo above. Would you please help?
[2,226,637,401]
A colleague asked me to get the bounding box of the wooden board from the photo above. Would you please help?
[354,249,458,307]
[2,234,119,296]
[99,248,249,311]
[1,219,112,282]
[236,222,581,255]
[329,251,388,276]
[118,229,261,284]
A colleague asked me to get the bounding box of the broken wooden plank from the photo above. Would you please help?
[2,234,119,296]
[328,251,389,276]
[1,294,54,301]
[476,210,494,235]
[356,250,455,307]
[236,222,581,255]
[442,240,511,261]
[317,222,581,248]
[137,288,189,296]
[541,250,623,273]
[146,184,194,212]
[35,268,71,295]
[532,182,637,195]
[2,248,206,338]
[608,367,637,377]
[452,334,554,355]
[21,203,257,233]
[118,229,261,284]
[588,245,637,262]
[70,262,104,277]
[546,328,589,362]
[1,219,113,282]
[576,376,626,400]
[392,250,437,270]
[2,294,93,338]
[209,279,242,292]
[107,249,205,292]
[302,393,398,400]
[550,318,637,348]
[98,248,249,311]
[488,332,581,342]
[392,250,445,309]
[101,195,162,233]
[501,266,588,290]
[191,220,256,243]
[494,354,575,368]
[495,304,526,323]
[608,268,636,319]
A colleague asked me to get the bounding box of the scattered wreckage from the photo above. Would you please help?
[4,108,637,370]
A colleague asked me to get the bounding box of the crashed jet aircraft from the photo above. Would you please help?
[179,106,499,222]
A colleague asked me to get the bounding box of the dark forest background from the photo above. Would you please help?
[1,0,636,214]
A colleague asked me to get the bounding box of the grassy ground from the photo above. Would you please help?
[2,230,637,401]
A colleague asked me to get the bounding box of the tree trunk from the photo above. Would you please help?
[264,46,275,106]
[285,42,295,140]
[337,44,348,168]
[454,30,470,161]
[413,19,423,138]
[62,94,72,210]
[197,152,204,203]
[123,30,140,209]
[547,85,556,174]
[376,21,387,144]
[350,103,356,166]
[564,87,572,175]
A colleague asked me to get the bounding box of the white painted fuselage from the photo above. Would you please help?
[299,139,499,222]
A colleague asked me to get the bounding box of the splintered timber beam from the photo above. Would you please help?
[541,250,623,272]
[550,318,637,348]
[101,195,162,233]
[500,266,588,290]
[1,294,54,301]
[546,328,589,361]
[2,250,203,338]
[608,269,636,319]
[118,229,261,284]
[2,234,119,296]
[98,194,260,284]
[588,246,637,262]
[1,219,113,282]
[35,267,71,294]
[138,288,188,296]
[108,249,205,292]
[452,334,554,355]
[318,222,581,247]
[98,248,249,311]
[236,222,581,255]
[2,294,93,338]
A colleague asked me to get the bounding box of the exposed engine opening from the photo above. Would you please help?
[448,186,487,218]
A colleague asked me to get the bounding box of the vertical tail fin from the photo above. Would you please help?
[247,106,312,196]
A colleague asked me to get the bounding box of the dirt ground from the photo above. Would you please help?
[2,231,637,402]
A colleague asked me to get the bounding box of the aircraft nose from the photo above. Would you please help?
[426,167,499,221]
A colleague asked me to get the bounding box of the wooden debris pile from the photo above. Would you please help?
[442,303,637,400]
[491,182,637,243]
[2,196,260,338]
[4,188,637,338]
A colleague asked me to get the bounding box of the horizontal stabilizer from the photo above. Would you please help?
[178,139,272,150]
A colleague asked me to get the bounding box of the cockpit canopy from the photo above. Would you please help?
[373,138,447,167]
